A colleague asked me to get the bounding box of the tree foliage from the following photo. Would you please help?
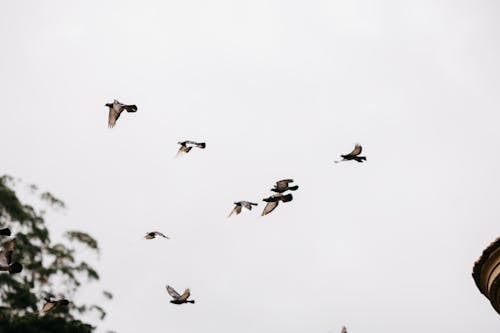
[0,175,111,332]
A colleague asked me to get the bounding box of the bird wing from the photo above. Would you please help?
[108,108,122,128]
[41,302,56,313]
[153,232,169,239]
[262,201,278,216]
[0,239,15,266]
[347,144,362,156]
[166,285,181,300]
[228,205,242,217]
[178,288,190,301]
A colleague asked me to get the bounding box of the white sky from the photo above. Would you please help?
[1,1,500,332]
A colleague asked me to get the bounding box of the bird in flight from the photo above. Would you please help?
[166,285,195,304]
[0,239,22,274]
[176,141,206,156]
[271,179,299,193]
[144,231,169,240]
[0,228,11,237]
[228,201,258,217]
[261,193,293,216]
[40,297,70,313]
[335,143,366,163]
[105,99,138,128]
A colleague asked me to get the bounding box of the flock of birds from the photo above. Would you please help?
[0,99,368,331]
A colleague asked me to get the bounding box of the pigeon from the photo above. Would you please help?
[144,231,169,240]
[0,228,11,237]
[40,297,70,313]
[0,239,22,274]
[335,143,366,163]
[271,179,299,193]
[228,201,258,217]
[341,326,347,333]
[261,193,293,216]
[176,141,206,156]
[166,285,195,304]
[105,99,138,128]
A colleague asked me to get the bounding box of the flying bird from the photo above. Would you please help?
[166,285,195,304]
[228,201,258,217]
[176,141,206,156]
[0,228,11,237]
[40,297,70,313]
[261,193,293,216]
[271,179,299,193]
[0,239,22,274]
[105,99,138,128]
[335,143,366,163]
[144,231,169,240]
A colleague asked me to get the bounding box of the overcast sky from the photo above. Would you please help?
[1,1,500,332]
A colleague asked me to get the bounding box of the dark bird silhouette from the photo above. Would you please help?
[105,99,137,128]
[144,231,169,240]
[335,143,366,163]
[261,193,293,216]
[228,201,258,217]
[176,141,206,156]
[40,297,70,313]
[0,239,23,274]
[166,285,195,304]
[271,179,299,193]
[0,228,11,237]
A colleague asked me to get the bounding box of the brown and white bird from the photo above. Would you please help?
[0,239,22,274]
[261,193,293,216]
[176,141,206,156]
[105,99,137,128]
[40,297,70,313]
[228,201,258,217]
[0,228,11,237]
[335,143,366,163]
[166,285,195,304]
[271,179,299,193]
[144,231,169,240]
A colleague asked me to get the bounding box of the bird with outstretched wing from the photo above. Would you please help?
[0,239,22,274]
[335,143,366,163]
[105,99,137,128]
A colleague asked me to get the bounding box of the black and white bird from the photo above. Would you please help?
[0,228,11,237]
[144,231,169,240]
[261,193,293,216]
[335,144,366,163]
[228,201,258,217]
[105,99,137,128]
[271,179,299,193]
[166,285,195,304]
[40,297,70,313]
[0,239,22,274]
[176,141,206,156]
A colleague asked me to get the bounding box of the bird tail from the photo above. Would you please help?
[354,156,366,162]
[288,185,299,191]
[281,194,293,202]
[250,202,258,206]
[196,142,206,149]
[188,300,195,304]
[0,228,11,236]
